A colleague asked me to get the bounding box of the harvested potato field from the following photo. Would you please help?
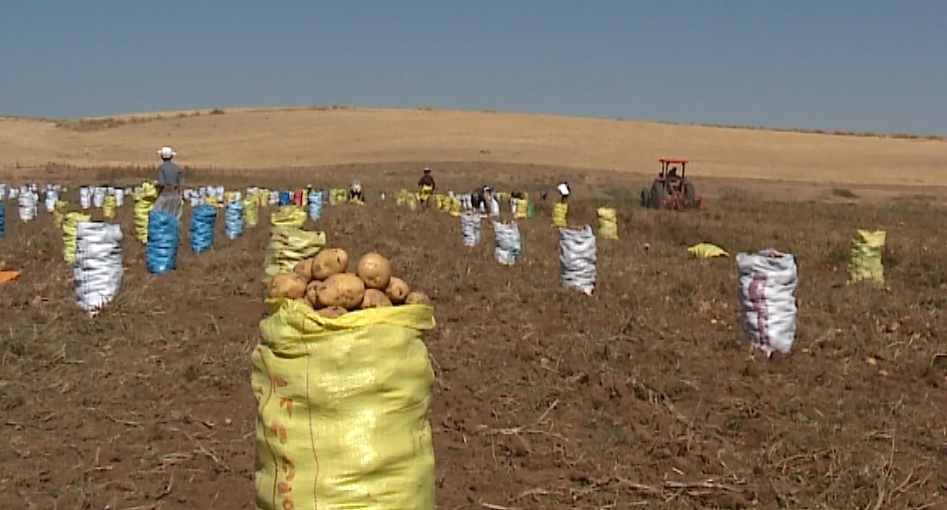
[0,163,946,509]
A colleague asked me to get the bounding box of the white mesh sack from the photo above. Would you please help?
[44,189,59,213]
[736,249,798,357]
[17,188,36,222]
[460,212,482,247]
[92,187,107,208]
[493,221,521,266]
[559,225,597,295]
[74,222,124,316]
[79,186,92,210]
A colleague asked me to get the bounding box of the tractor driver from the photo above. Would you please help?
[667,167,682,188]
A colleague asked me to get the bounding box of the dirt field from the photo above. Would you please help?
[1,162,945,509]
[3,107,947,187]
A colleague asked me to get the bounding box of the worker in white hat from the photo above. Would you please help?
[153,146,183,221]
[557,182,571,203]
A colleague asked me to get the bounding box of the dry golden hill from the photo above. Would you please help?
[1,106,945,186]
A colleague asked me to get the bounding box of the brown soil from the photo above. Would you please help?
[0,164,945,509]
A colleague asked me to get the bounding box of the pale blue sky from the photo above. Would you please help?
[2,1,945,134]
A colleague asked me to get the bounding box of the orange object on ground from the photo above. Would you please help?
[0,270,21,284]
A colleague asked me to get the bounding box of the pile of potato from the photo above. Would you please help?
[268,248,431,318]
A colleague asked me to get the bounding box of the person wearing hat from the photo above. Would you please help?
[348,179,364,203]
[153,146,183,221]
[417,167,435,207]
[557,182,571,203]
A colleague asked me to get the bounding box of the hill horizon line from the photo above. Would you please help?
[2,105,943,141]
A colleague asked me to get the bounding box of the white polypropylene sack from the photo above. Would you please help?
[0,183,6,199]
[493,221,521,265]
[17,190,36,221]
[269,191,279,205]
[44,189,59,213]
[74,222,124,316]
[461,212,482,247]
[79,187,92,210]
[559,225,597,295]
[114,188,124,207]
[736,249,798,357]
[92,187,106,208]
[490,197,500,217]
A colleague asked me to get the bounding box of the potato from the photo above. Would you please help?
[356,253,392,289]
[269,273,308,299]
[316,306,347,319]
[311,249,349,280]
[305,280,325,307]
[317,273,365,310]
[405,291,431,306]
[293,258,314,280]
[385,276,411,304]
[361,289,392,309]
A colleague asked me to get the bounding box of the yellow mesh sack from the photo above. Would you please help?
[848,229,886,286]
[551,203,569,228]
[596,207,618,240]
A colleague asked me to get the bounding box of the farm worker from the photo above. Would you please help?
[153,146,183,222]
[348,180,364,203]
[418,167,435,205]
[557,182,571,203]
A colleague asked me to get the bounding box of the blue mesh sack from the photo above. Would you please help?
[190,204,217,254]
[308,192,323,220]
[225,200,245,240]
[146,210,179,274]
[278,191,292,206]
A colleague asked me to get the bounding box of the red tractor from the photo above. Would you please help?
[640,158,707,210]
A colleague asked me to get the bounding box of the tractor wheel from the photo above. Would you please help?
[682,181,697,206]
[650,181,666,210]
[640,189,650,208]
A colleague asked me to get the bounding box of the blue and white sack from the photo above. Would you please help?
[308,192,323,220]
[190,204,217,254]
[224,199,245,240]
[146,210,179,274]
